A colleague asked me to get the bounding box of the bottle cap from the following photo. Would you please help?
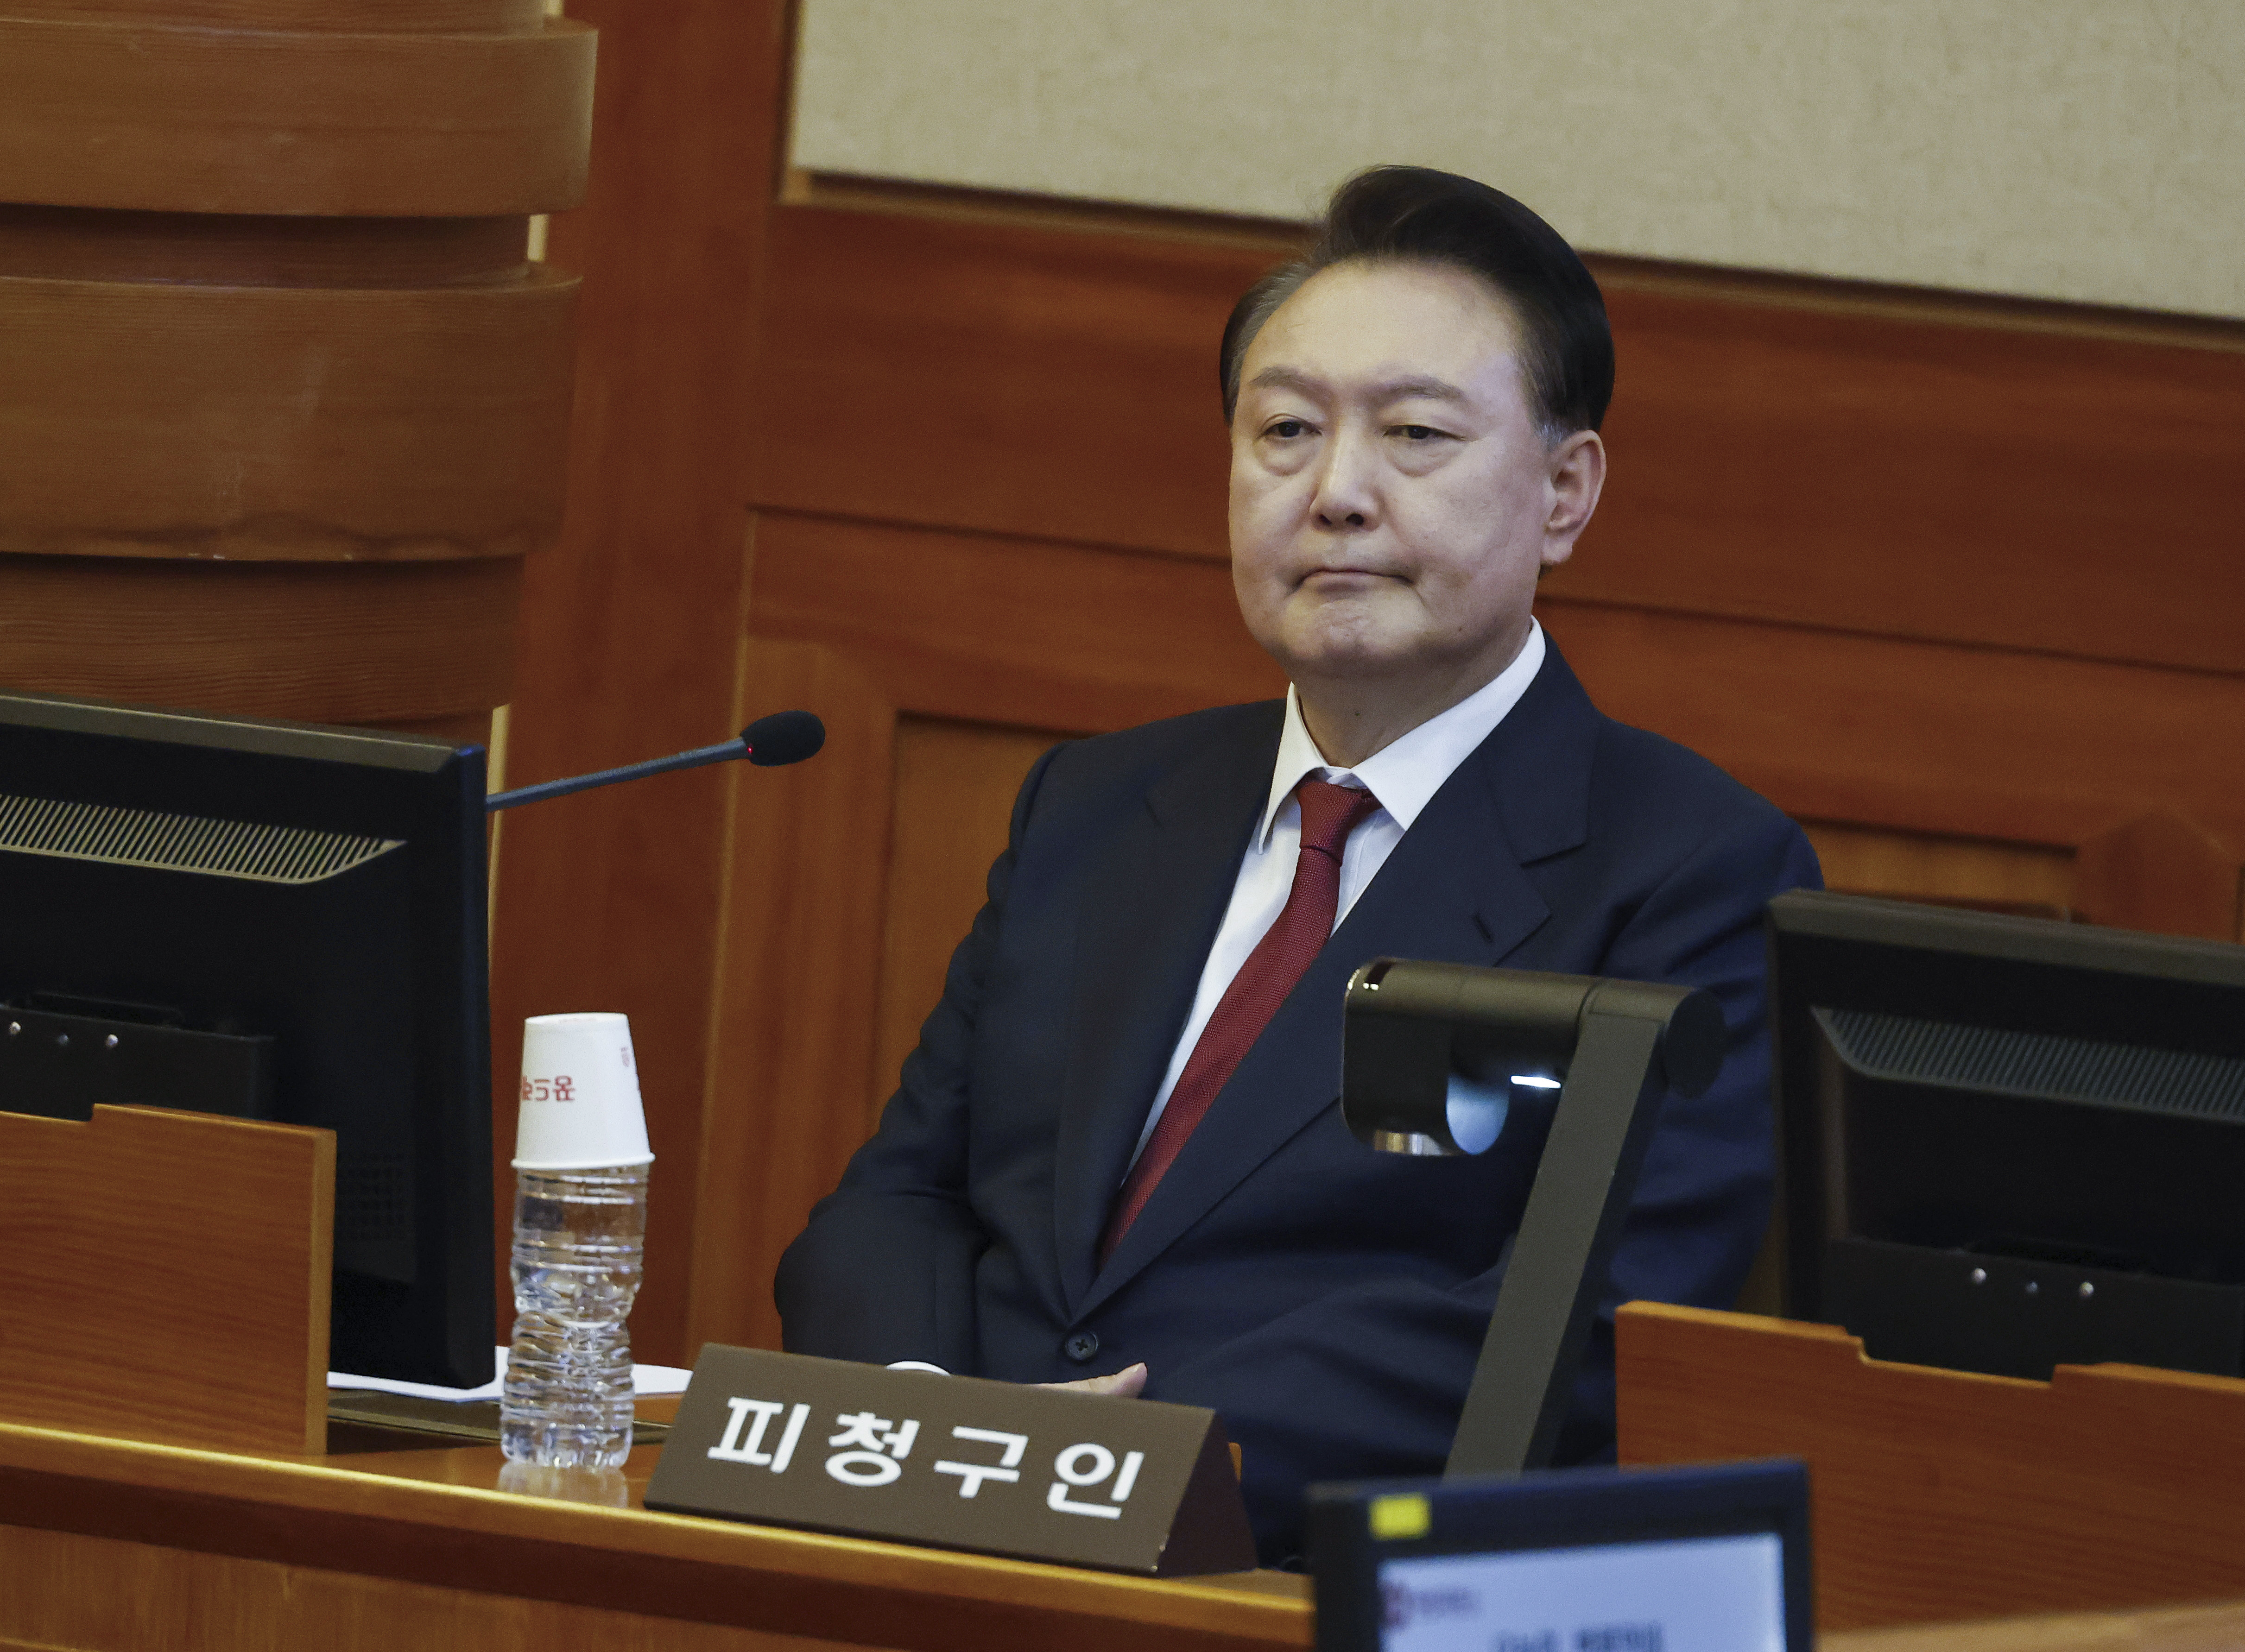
[513,1012,655,1170]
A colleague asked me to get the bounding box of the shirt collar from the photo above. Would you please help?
[1255,620,1547,848]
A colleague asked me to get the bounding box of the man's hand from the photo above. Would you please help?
[1039,1362,1147,1398]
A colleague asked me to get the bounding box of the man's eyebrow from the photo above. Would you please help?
[1372,375,1469,405]
[1246,366,1325,395]
[1244,367,1470,405]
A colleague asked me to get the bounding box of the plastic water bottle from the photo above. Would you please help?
[502,1011,654,1469]
[500,1162,649,1469]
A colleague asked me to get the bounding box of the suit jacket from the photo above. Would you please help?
[776,640,1821,1562]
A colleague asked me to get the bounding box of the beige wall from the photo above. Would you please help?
[791,0,2244,320]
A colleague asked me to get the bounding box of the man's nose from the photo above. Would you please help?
[1310,430,1379,530]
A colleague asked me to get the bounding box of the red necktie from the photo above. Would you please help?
[1101,777,1383,1259]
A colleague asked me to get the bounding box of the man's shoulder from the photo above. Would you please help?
[1590,716,1790,835]
[1570,714,1818,912]
[1494,640,1803,871]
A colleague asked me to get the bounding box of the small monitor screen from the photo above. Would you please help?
[1379,1530,1785,1652]
[1309,1460,1810,1652]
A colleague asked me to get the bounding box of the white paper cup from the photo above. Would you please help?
[514,1012,655,1170]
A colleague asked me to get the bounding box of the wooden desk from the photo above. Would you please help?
[1832,1600,2245,1652]
[0,1400,1309,1652]
[1617,1303,2245,1632]
[13,1386,2245,1652]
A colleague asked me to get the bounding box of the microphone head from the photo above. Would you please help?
[741,709,826,767]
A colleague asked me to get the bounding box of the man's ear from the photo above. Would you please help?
[1541,429,1607,568]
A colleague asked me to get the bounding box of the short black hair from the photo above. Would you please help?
[1219,166,1614,440]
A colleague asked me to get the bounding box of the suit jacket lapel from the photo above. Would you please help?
[1076,641,1604,1318]
[1050,708,1281,1315]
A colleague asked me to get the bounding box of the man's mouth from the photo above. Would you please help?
[1300,565,1398,586]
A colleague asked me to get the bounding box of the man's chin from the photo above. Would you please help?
[1244,599,1443,685]
[1266,636,1426,685]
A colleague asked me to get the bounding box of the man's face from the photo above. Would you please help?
[1227,259,1602,701]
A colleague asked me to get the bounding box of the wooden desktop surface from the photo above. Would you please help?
[0,1394,1307,1652]
[8,1395,2245,1652]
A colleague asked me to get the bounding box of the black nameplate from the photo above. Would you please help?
[644,1345,1257,1576]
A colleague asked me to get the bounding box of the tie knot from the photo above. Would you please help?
[1295,777,1381,861]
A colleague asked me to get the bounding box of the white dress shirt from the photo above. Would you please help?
[1127,621,1549,1163]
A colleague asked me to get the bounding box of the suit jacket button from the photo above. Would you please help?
[1063,1331,1100,1364]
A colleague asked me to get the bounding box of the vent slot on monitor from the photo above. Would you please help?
[336,1149,417,1287]
[1817,1007,2245,1126]
[0,793,401,886]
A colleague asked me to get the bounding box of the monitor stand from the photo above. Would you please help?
[0,998,274,1122]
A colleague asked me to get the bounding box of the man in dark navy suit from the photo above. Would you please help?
[777,166,1820,1563]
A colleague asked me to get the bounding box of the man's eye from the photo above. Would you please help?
[1265,419,1311,439]
[1395,424,1444,441]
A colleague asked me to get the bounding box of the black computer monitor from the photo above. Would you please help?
[0,689,493,1387]
[1769,889,2245,1381]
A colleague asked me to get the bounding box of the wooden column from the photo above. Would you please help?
[0,0,595,743]
[487,0,788,1364]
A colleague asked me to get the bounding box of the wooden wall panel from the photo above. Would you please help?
[752,206,1263,560]
[0,16,596,217]
[690,635,898,1356]
[0,552,519,725]
[1568,281,2245,677]
[1799,822,2073,918]
[1546,600,2245,937]
[753,198,2245,681]
[2074,811,2244,941]
[747,511,1289,728]
[1537,601,2245,852]
[0,270,578,560]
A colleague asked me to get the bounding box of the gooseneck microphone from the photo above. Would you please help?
[486,709,825,813]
